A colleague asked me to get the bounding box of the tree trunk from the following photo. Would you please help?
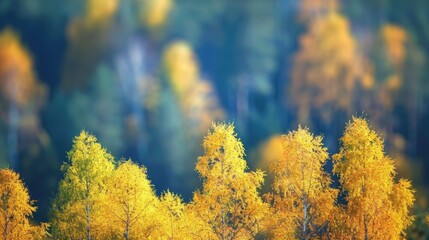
[363,214,368,240]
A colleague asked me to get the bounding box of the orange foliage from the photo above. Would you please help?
[290,12,367,122]
[256,135,283,172]
[332,117,415,239]
[382,24,408,67]
[0,28,46,108]
[267,127,337,239]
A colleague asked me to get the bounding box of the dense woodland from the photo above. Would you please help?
[1,0,429,239]
[0,117,419,239]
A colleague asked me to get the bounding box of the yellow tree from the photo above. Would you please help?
[158,191,187,239]
[50,131,115,239]
[139,0,173,29]
[290,10,368,124]
[187,123,269,239]
[61,0,119,90]
[266,127,337,239]
[332,117,415,239]
[0,28,47,167]
[103,160,161,239]
[162,41,224,134]
[0,169,48,239]
[0,28,46,108]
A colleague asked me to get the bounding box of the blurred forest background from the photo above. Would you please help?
[1,0,429,222]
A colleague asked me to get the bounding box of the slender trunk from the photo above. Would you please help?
[302,197,308,240]
[4,219,7,240]
[3,195,9,240]
[86,203,91,240]
[124,212,129,240]
[221,158,226,240]
[85,180,91,240]
[363,214,368,240]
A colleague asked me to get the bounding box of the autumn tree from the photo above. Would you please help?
[61,0,119,90]
[103,160,161,239]
[158,191,187,239]
[0,28,47,168]
[50,131,115,239]
[332,117,415,239]
[162,41,224,134]
[187,123,268,239]
[0,169,48,239]
[159,41,224,196]
[290,5,369,124]
[266,127,337,239]
[139,0,173,29]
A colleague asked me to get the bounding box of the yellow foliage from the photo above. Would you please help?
[256,135,283,172]
[290,12,365,123]
[85,0,119,26]
[0,169,48,239]
[0,28,46,107]
[361,71,375,90]
[103,160,162,239]
[267,127,337,239]
[140,0,173,28]
[382,24,408,67]
[39,118,418,239]
[333,117,415,239]
[189,123,269,239]
[163,42,224,133]
[50,131,115,239]
[163,41,199,97]
[158,191,187,239]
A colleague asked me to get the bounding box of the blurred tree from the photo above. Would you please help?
[405,207,429,240]
[0,29,45,107]
[154,41,223,197]
[103,160,162,239]
[162,41,224,134]
[0,28,47,168]
[187,123,268,239]
[266,127,337,239]
[0,169,48,239]
[0,28,57,222]
[139,0,173,30]
[298,0,339,23]
[290,10,367,125]
[360,25,406,135]
[48,64,124,156]
[61,0,118,90]
[50,131,115,239]
[332,117,415,239]
[252,134,283,192]
[236,0,281,145]
[151,83,192,195]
